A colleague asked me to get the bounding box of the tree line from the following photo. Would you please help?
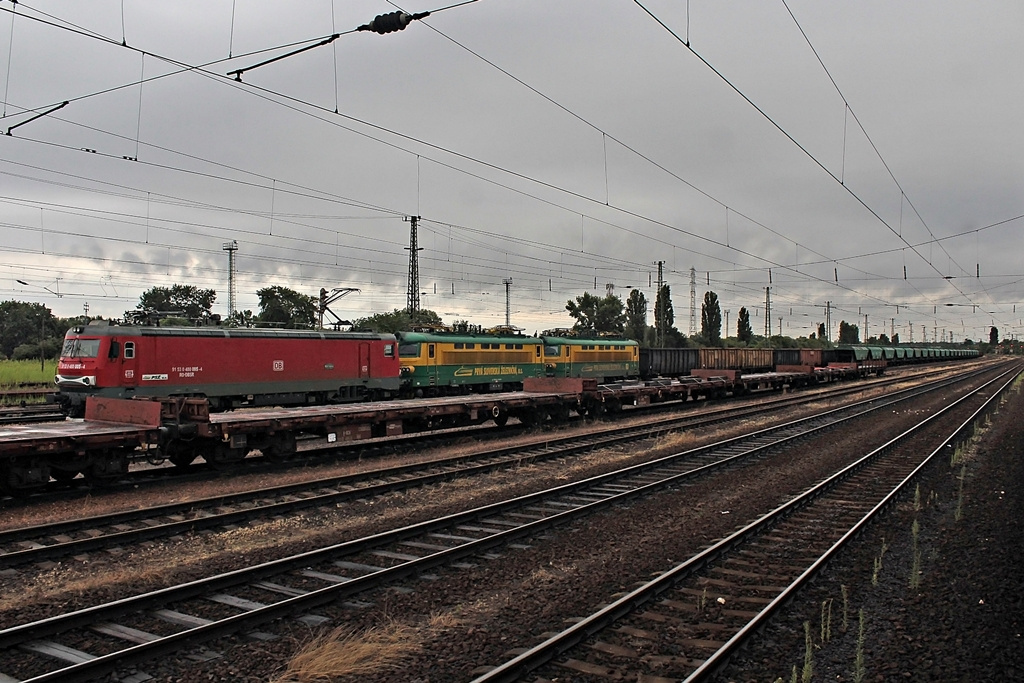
[561,286,1002,350]
[0,281,1007,361]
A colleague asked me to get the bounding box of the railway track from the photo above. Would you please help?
[0,368,977,567]
[0,405,64,425]
[469,365,1021,682]
[0,364,1007,682]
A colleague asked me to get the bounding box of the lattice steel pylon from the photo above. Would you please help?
[405,216,422,312]
[503,278,513,326]
[222,241,238,316]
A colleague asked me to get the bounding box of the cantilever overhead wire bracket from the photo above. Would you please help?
[226,10,431,82]
[6,101,69,136]
[228,35,341,82]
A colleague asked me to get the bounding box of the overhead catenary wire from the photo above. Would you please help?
[3,0,907,299]
[779,0,971,280]
[0,0,1007,335]
[632,0,980,310]
[0,0,972,310]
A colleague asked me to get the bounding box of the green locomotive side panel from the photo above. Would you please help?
[408,361,547,389]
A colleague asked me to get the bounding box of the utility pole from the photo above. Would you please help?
[863,314,869,340]
[222,240,238,317]
[503,278,513,327]
[656,261,665,347]
[405,216,422,312]
[909,321,913,343]
[764,287,772,337]
[724,309,730,338]
[689,267,697,336]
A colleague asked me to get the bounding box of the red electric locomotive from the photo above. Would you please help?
[55,322,401,416]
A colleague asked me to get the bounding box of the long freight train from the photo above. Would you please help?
[54,322,978,416]
[5,322,979,493]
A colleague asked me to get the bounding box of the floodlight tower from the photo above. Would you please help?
[223,240,238,316]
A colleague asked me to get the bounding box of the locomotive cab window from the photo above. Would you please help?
[384,344,394,357]
[544,344,561,357]
[399,342,421,357]
[108,341,120,359]
[123,342,135,359]
[428,344,435,359]
[61,338,101,358]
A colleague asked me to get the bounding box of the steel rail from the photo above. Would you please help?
[0,365,1004,682]
[1,363,986,569]
[467,364,1021,683]
[0,368,965,566]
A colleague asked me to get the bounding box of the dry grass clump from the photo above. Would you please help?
[273,622,421,682]
[652,431,697,452]
[428,609,462,629]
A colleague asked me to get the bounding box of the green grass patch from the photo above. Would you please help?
[0,359,58,388]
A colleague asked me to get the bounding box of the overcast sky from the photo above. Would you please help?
[0,0,1021,342]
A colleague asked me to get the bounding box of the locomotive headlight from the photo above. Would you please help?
[400,365,414,375]
[55,374,97,388]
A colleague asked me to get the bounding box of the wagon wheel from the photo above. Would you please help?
[204,444,248,469]
[517,410,542,428]
[262,434,297,463]
[547,404,570,424]
[491,406,509,427]
[51,468,81,484]
[84,449,129,487]
[0,461,49,496]
[585,400,605,419]
[165,441,198,469]
[84,467,120,488]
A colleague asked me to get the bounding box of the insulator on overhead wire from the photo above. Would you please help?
[359,11,430,35]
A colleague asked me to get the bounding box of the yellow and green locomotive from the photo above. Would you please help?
[541,332,639,382]
[397,330,546,396]
[396,330,640,396]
